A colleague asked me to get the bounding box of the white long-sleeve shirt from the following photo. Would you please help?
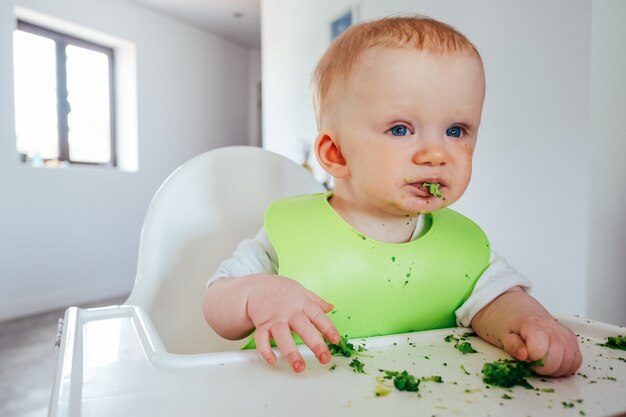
[207,214,531,327]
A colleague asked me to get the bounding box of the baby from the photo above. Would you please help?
[203,16,581,376]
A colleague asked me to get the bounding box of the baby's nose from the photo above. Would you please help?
[412,143,447,166]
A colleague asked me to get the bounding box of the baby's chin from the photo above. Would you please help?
[396,196,450,215]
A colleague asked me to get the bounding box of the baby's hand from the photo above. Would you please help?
[502,315,582,376]
[246,274,341,373]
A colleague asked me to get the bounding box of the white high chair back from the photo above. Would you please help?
[124,146,325,354]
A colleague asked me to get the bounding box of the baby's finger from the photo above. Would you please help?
[563,331,583,376]
[554,345,576,377]
[524,329,550,363]
[289,312,331,364]
[567,351,583,376]
[566,343,583,375]
[304,303,340,344]
[306,291,334,314]
[271,323,305,373]
[502,332,528,361]
[533,338,564,376]
[555,333,582,376]
[254,328,276,365]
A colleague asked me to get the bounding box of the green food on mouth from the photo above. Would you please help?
[481,358,544,389]
[422,182,443,199]
[598,335,626,351]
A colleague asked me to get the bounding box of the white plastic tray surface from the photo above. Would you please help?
[49,306,626,417]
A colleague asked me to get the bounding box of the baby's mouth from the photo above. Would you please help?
[421,182,443,199]
[405,178,446,199]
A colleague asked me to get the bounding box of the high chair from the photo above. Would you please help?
[49,145,626,417]
[124,145,325,354]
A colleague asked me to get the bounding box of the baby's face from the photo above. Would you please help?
[332,47,485,216]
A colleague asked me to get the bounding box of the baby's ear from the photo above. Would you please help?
[314,132,349,178]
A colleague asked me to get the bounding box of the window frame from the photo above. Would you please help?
[16,19,117,167]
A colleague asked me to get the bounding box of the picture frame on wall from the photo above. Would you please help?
[331,5,359,40]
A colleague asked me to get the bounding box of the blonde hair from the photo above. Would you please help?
[312,15,482,129]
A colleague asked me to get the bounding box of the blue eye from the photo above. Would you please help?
[446,126,463,138]
[389,125,410,137]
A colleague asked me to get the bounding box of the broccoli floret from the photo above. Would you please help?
[422,182,443,199]
[380,369,420,392]
[326,336,357,357]
[349,358,366,373]
[599,335,626,351]
[326,335,370,358]
[455,341,478,354]
[445,333,478,354]
[482,359,543,389]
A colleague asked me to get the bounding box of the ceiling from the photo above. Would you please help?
[126,0,261,49]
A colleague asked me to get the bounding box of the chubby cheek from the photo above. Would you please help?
[461,144,474,181]
[447,150,473,204]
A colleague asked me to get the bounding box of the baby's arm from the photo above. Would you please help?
[203,230,340,373]
[471,287,582,376]
[204,274,340,372]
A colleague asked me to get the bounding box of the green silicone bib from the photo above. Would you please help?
[243,192,489,348]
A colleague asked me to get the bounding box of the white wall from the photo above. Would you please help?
[0,0,254,320]
[587,1,626,325]
[248,49,262,146]
[262,0,624,325]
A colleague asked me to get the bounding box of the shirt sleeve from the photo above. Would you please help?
[455,251,532,328]
[206,227,277,288]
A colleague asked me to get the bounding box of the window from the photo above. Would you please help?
[13,20,117,167]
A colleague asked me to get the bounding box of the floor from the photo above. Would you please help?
[0,296,127,417]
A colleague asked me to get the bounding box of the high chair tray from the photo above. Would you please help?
[49,305,626,417]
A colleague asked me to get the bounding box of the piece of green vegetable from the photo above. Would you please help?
[455,341,478,354]
[422,182,443,199]
[349,358,366,373]
[599,335,626,351]
[445,333,479,354]
[380,369,420,392]
[482,359,542,389]
[327,336,359,357]
[420,375,443,383]
[444,334,456,343]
